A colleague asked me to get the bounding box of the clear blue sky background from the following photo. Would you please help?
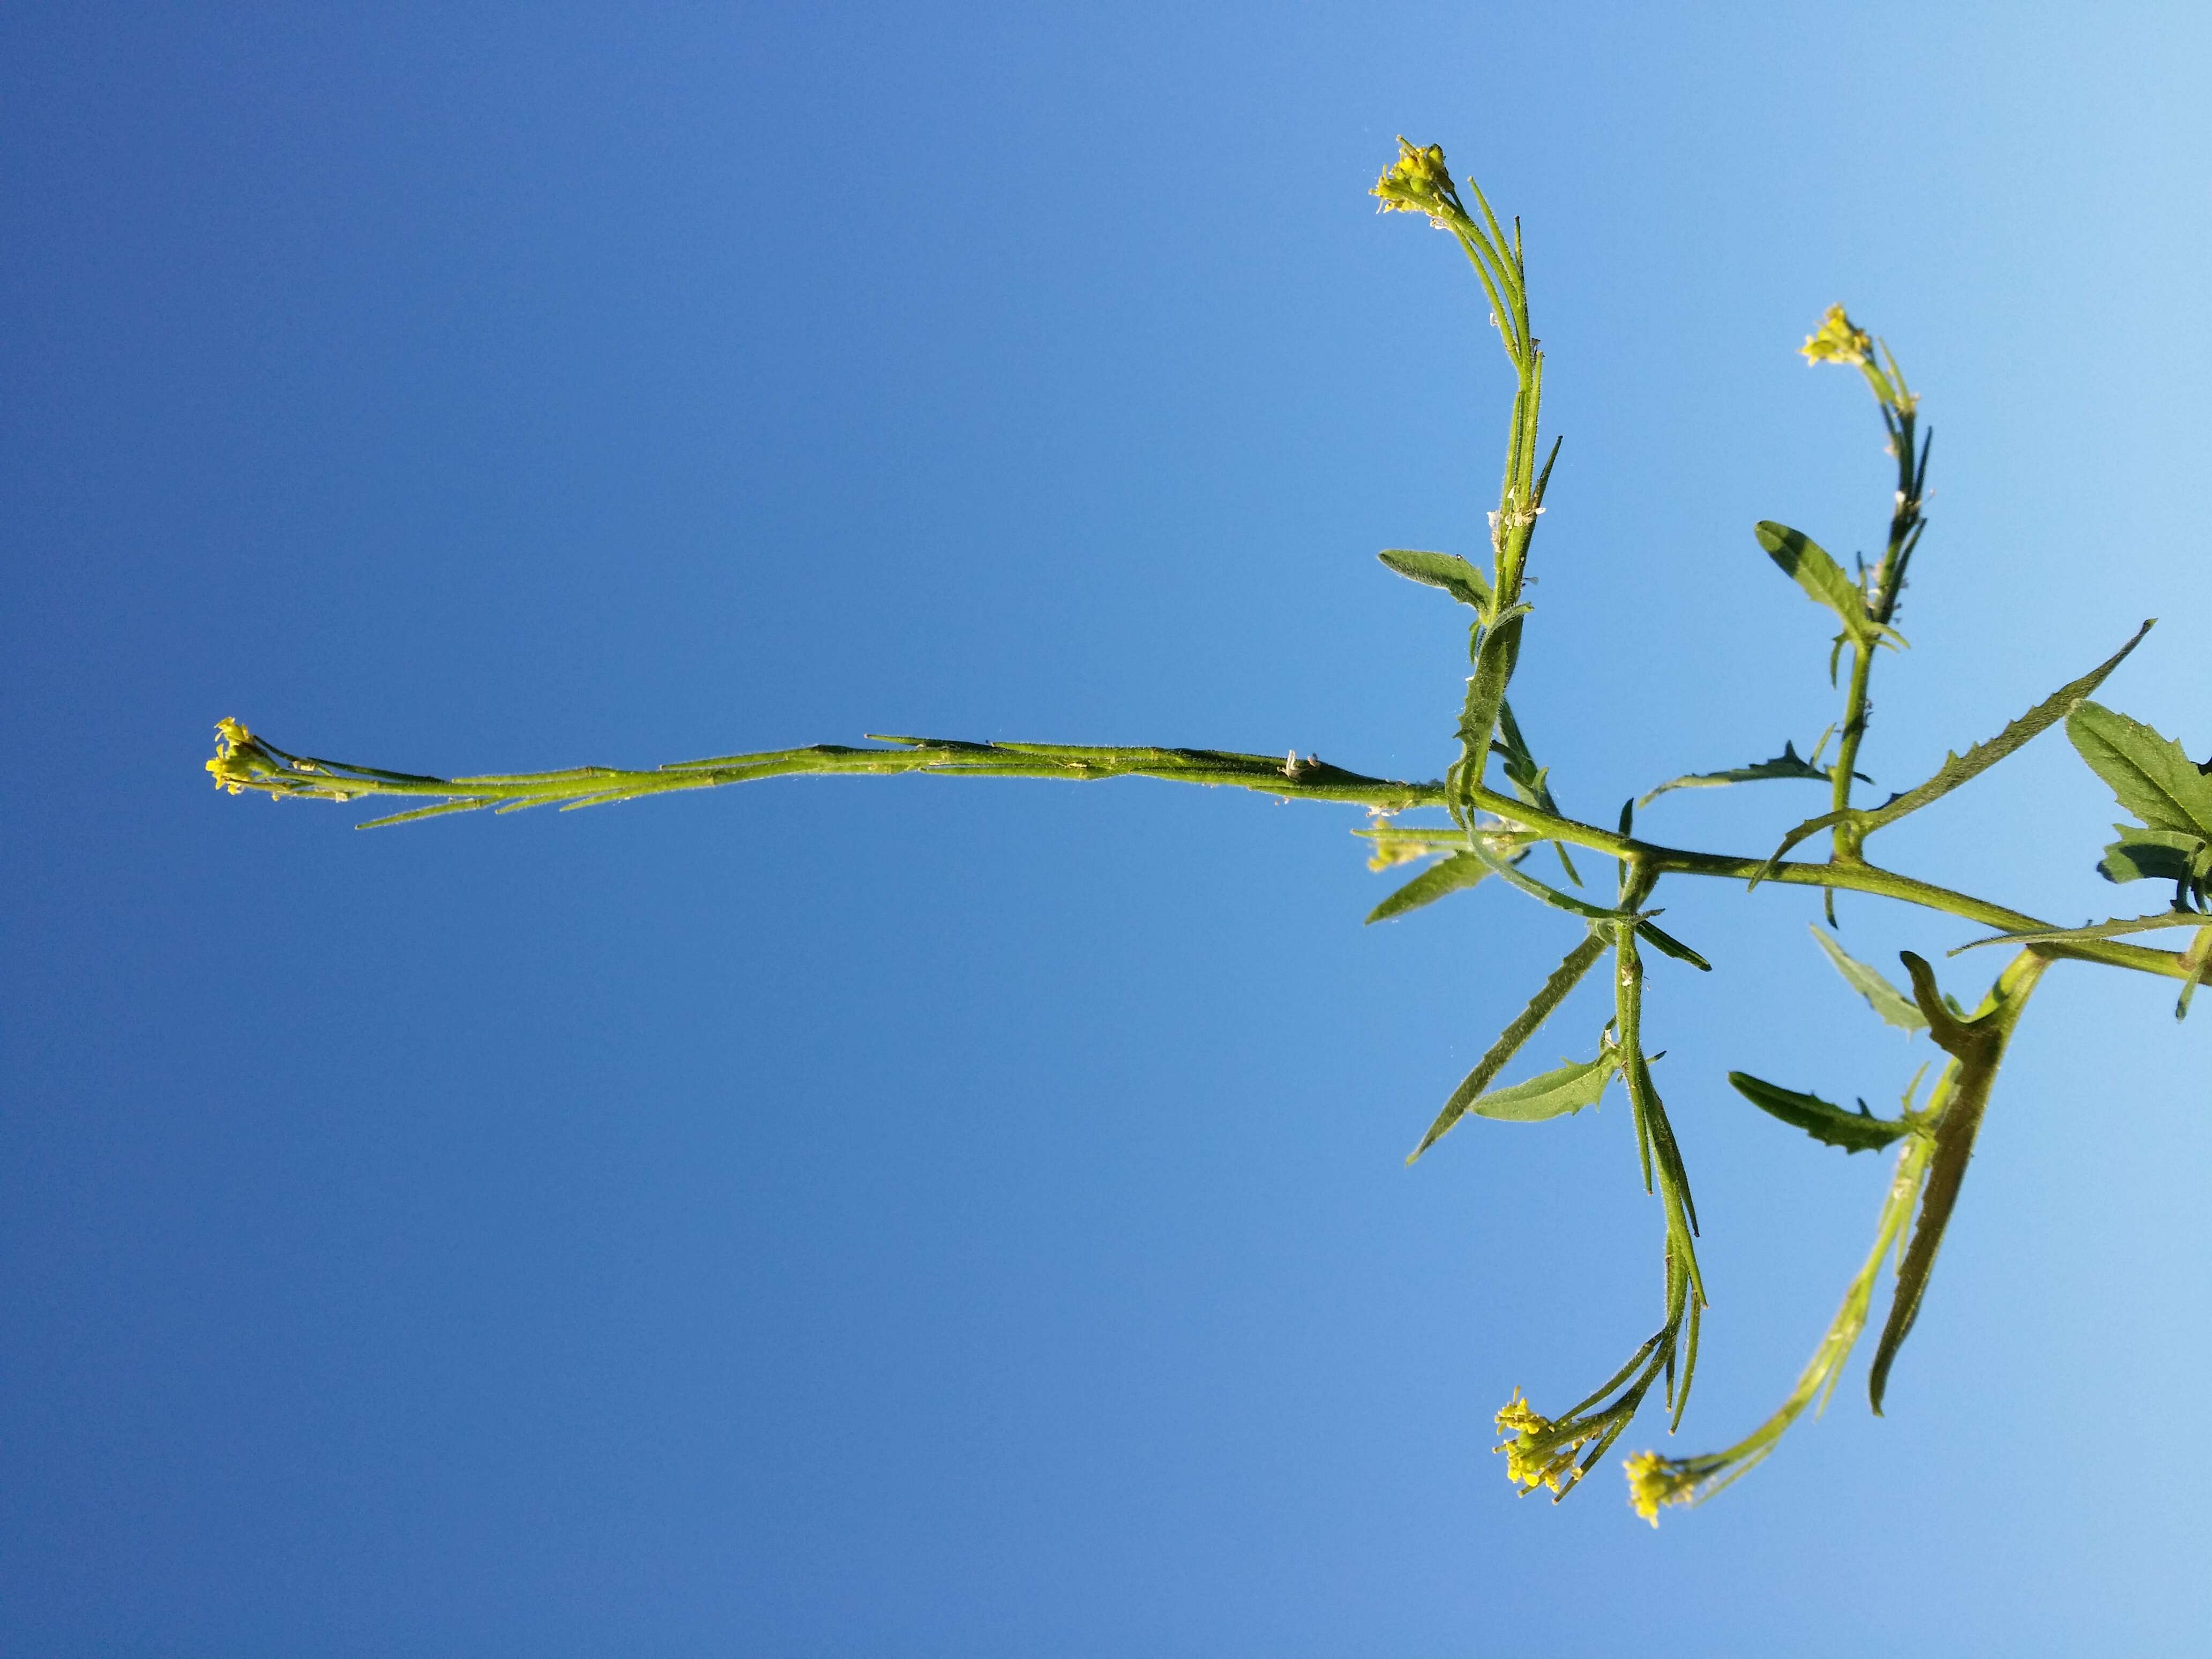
[8,3,2211,1652]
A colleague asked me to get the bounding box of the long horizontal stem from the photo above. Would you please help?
[209,722,2194,981]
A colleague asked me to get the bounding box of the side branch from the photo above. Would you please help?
[204,720,2197,982]
[205,720,1442,823]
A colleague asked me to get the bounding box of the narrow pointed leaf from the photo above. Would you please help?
[1639,740,1864,806]
[1727,1072,1911,1154]
[1635,920,1712,971]
[1408,932,1608,1163]
[1365,853,1490,923]
[1378,548,1493,611]
[1758,622,2154,875]
[2067,698,2212,839]
[1755,521,1874,639]
[1948,910,2212,954]
[1468,1049,1620,1122]
[1810,925,1927,1030]
[1852,623,2155,835]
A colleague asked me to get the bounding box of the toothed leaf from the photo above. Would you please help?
[1728,1072,1910,1154]
[1639,739,1863,806]
[1468,1049,1620,1122]
[2067,700,2212,840]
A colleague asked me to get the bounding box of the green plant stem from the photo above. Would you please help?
[1829,638,1875,855]
[212,722,2198,981]
[1869,947,2049,1411]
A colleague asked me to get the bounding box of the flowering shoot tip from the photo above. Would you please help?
[1371,137,1463,228]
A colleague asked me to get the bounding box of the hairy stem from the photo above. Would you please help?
[207,721,2199,982]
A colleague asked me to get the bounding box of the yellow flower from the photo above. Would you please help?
[1366,839,1429,872]
[1800,303,1872,368]
[206,718,267,795]
[1494,1387,1549,1438]
[1623,1449,1698,1526]
[1492,1389,1591,1494]
[1372,137,1463,226]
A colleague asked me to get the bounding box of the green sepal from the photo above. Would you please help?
[1365,852,1490,924]
[1727,1071,1911,1155]
[1809,924,1927,1032]
[2067,700,2212,840]
[1468,1044,1621,1123]
[1378,548,1493,611]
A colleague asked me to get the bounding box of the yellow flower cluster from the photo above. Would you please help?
[1493,1389,1591,1496]
[205,718,269,795]
[1371,138,1464,227]
[1622,1449,1699,1526]
[1799,303,1872,368]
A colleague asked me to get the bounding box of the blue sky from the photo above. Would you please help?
[7,2,2211,1652]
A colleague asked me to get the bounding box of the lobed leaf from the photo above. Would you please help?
[1638,739,1863,806]
[2066,699,2212,840]
[1727,1072,1911,1155]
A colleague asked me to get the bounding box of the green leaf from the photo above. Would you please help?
[1494,699,1580,885]
[2097,827,2207,886]
[1728,1072,1911,1155]
[1753,622,2154,880]
[1408,932,1608,1163]
[1378,548,1493,611]
[1635,919,1712,972]
[1755,521,1875,640]
[1855,624,2156,834]
[1468,1047,1620,1122]
[1809,925,1927,1032]
[1868,950,2047,1413]
[1638,739,1864,806]
[2066,699,2212,839]
[1365,852,1489,923]
[1948,909,2212,954]
[1449,604,1528,806]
